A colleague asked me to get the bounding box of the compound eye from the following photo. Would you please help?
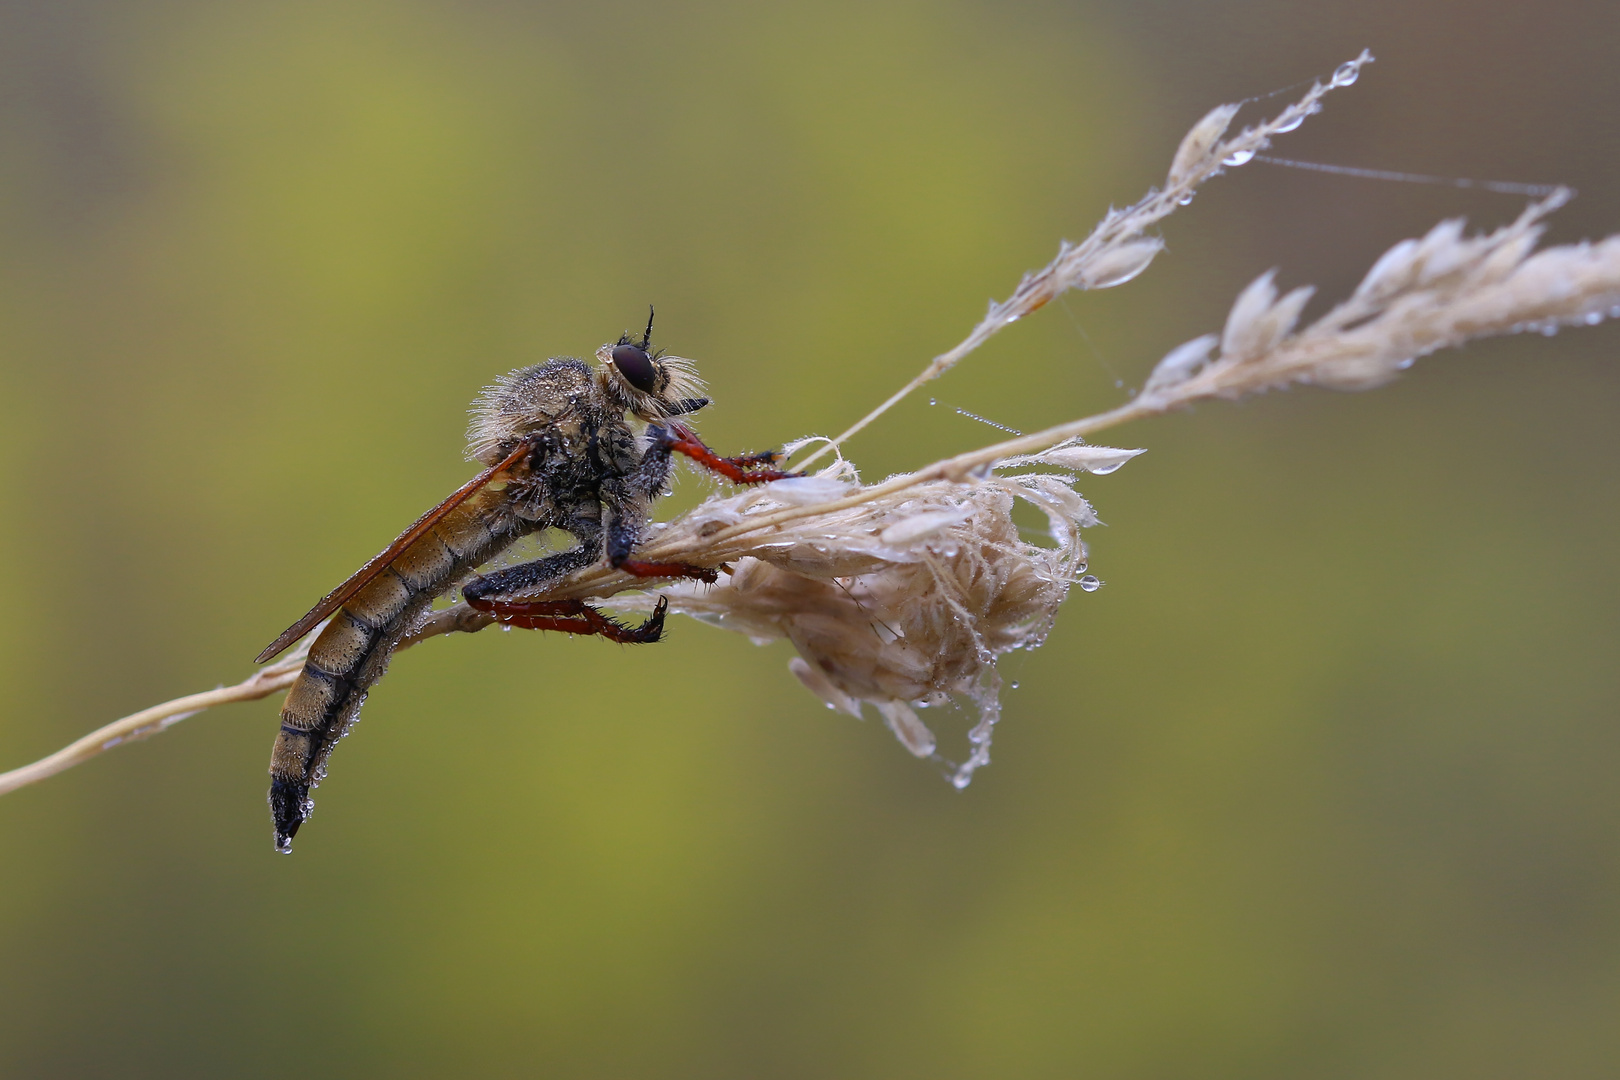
[611,343,659,393]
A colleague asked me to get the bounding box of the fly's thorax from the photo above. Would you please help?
[466,358,604,466]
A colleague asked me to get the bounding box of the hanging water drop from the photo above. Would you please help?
[1585,311,1604,325]
[1222,149,1255,167]
[1078,575,1102,592]
[1178,193,1195,206]
[1274,114,1304,133]
[1332,62,1360,87]
[1541,323,1559,336]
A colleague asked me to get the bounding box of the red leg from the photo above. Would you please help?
[466,595,668,644]
[615,559,719,583]
[659,423,800,485]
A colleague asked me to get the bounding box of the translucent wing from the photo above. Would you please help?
[255,440,532,663]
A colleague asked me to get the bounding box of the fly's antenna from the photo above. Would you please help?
[639,306,656,350]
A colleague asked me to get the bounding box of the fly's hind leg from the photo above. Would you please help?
[473,596,668,644]
[461,523,669,644]
[461,535,600,608]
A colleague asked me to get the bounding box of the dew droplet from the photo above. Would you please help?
[1541,323,1559,336]
[1222,149,1255,167]
[1075,561,1088,574]
[1584,311,1604,325]
[1274,114,1304,133]
[1078,575,1102,592]
[1332,62,1360,87]
[1609,304,1620,319]
[1177,193,1195,206]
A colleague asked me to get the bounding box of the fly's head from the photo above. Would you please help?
[595,308,709,423]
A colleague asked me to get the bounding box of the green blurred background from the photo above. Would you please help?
[2,1,1619,1076]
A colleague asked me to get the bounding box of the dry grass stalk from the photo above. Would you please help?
[6,50,1620,795]
[0,644,313,797]
[794,49,1376,469]
[0,609,499,797]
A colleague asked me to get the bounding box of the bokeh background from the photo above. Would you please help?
[2,1,1618,1076]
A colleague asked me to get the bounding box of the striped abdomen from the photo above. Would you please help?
[269,490,521,852]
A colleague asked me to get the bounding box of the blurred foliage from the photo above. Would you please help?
[2,0,1619,1076]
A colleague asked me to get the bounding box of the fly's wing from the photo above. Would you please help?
[256,440,532,663]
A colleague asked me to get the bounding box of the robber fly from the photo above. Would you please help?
[256,311,794,852]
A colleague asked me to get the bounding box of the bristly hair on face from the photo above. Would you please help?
[593,342,707,422]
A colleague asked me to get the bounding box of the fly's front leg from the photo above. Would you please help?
[649,423,800,485]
